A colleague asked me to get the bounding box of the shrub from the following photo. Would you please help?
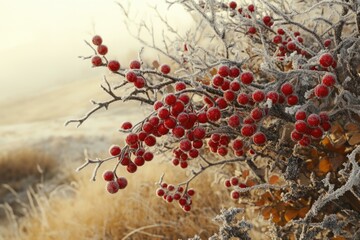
[67,0,360,238]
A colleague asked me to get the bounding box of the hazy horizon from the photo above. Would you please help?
[0,0,190,102]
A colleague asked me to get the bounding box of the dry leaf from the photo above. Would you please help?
[319,158,332,173]
[348,133,360,145]
[269,175,280,184]
[284,208,298,222]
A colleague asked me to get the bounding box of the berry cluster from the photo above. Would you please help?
[291,111,331,146]
[102,169,128,194]
[224,176,247,200]
[156,183,195,212]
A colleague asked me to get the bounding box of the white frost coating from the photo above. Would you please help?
[285,105,301,115]
[265,98,273,109]
[304,89,314,99]
[304,146,360,221]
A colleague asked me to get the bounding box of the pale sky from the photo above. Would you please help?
[0,0,190,101]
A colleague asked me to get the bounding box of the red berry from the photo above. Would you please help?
[219,135,230,146]
[109,145,121,156]
[277,28,285,35]
[295,110,307,120]
[212,75,224,87]
[319,112,329,123]
[241,125,255,137]
[229,67,240,78]
[92,35,103,46]
[321,121,331,131]
[207,107,222,122]
[230,81,241,91]
[311,127,323,139]
[322,74,336,87]
[324,39,331,48]
[164,93,177,106]
[129,60,141,69]
[287,95,299,105]
[217,147,228,156]
[262,15,271,25]
[224,180,231,187]
[108,60,120,72]
[144,152,154,161]
[189,149,199,158]
[91,56,102,66]
[229,1,237,9]
[287,41,297,51]
[164,117,177,129]
[247,4,255,12]
[144,135,156,147]
[281,83,293,96]
[252,132,267,145]
[232,139,244,150]
[224,90,236,102]
[180,139,192,152]
[125,71,137,82]
[266,91,279,104]
[156,188,165,197]
[180,161,188,169]
[299,136,311,147]
[231,190,240,199]
[175,82,186,91]
[197,112,208,123]
[248,26,257,34]
[216,97,228,109]
[314,84,329,98]
[183,205,191,212]
[193,127,206,139]
[117,177,128,189]
[160,64,171,74]
[221,80,231,91]
[126,133,138,145]
[127,162,137,173]
[250,108,263,121]
[252,90,265,102]
[237,93,249,105]
[228,114,240,128]
[97,45,108,55]
[158,107,170,119]
[106,181,119,194]
[291,130,303,141]
[187,189,195,196]
[134,77,145,89]
[273,35,282,44]
[295,120,308,133]
[103,170,114,181]
[319,53,334,68]
[121,122,132,130]
[134,156,145,166]
[307,114,320,126]
[230,177,239,186]
[218,65,230,77]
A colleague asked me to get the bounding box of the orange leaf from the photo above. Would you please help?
[242,170,249,179]
[298,206,310,218]
[246,179,256,187]
[284,208,298,222]
[319,158,332,173]
[262,207,272,220]
[269,175,279,185]
[210,68,217,76]
[332,236,346,240]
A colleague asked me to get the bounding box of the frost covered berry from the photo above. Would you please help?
[314,84,329,98]
[109,145,121,156]
[160,64,171,74]
[97,45,108,55]
[117,177,128,189]
[207,107,221,122]
[129,60,141,69]
[91,56,102,66]
[322,74,336,87]
[108,60,120,72]
[281,83,293,96]
[252,132,266,145]
[240,72,254,84]
[229,1,237,9]
[103,170,114,181]
[319,53,334,68]
[106,181,119,194]
[92,35,103,46]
